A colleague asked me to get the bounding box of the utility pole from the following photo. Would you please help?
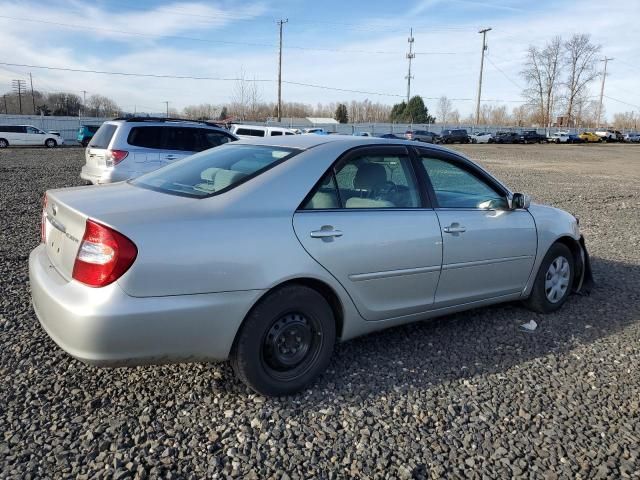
[11,79,26,114]
[405,28,415,104]
[276,18,288,122]
[475,27,491,126]
[29,73,36,114]
[81,90,87,116]
[163,101,169,117]
[596,57,613,128]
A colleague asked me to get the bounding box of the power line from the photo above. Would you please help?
[0,61,531,103]
[485,56,523,90]
[603,95,640,110]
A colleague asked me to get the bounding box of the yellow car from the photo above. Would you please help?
[579,132,601,143]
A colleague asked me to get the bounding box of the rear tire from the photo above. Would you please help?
[45,139,57,148]
[230,285,336,396]
[0,138,8,148]
[523,243,575,314]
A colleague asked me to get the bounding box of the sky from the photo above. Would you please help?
[0,0,638,118]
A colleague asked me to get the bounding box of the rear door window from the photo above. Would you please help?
[197,129,234,151]
[270,131,283,136]
[127,126,162,149]
[90,124,118,148]
[161,127,199,151]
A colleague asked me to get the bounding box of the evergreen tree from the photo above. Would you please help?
[334,103,348,123]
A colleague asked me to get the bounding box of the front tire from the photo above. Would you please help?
[230,285,336,396]
[0,138,8,148]
[45,139,57,148]
[524,243,575,314]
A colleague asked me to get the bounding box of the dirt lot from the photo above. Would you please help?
[1,144,639,478]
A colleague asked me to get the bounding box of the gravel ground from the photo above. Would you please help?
[1,144,639,479]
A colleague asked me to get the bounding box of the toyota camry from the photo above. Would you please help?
[30,135,592,396]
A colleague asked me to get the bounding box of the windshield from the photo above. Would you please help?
[132,144,299,198]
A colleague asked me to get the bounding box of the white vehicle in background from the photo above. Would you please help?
[595,129,619,142]
[303,128,328,135]
[548,131,572,143]
[624,132,640,143]
[230,124,296,139]
[81,118,237,184]
[470,132,494,144]
[0,125,64,148]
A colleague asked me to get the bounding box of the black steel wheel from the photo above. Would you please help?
[231,285,336,396]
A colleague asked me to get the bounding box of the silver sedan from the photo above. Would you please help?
[30,135,592,396]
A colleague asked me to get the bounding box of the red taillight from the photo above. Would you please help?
[107,149,129,166]
[72,220,137,287]
[41,194,48,243]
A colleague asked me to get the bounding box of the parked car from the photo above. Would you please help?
[567,134,584,144]
[405,130,440,143]
[470,132,494,144]
[519,130,548,144]
[230,124,296,139]
[0,125,64,148]
[31,135,592,396]
[548,132,571,144]
[440,129,470,144]
[77,125,102,147]
[595,129,620,142]
[378,133,402,139]
[579,132,601,143]
[353,132,373,137]
[494,132,520,144]
[81,117,238,184]
[303,128,328,135]
[623,133,640,143]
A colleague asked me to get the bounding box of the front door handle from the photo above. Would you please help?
[165,155,178,160]
[310,226,343,239]
[443,223,466,234]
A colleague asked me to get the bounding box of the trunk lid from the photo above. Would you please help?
[43,182,197,281]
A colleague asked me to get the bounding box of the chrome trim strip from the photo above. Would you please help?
[443,255,533,271]
[350,265,441,282]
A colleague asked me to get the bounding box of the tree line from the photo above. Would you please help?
[1,90,121,117]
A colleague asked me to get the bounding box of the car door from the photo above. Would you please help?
[416,148,537,307]
[159,127,198,166]
[26,126,45,145]
[293,146,443,321]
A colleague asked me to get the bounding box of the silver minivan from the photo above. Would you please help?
[0,125,64,148]
[81,118,238,184]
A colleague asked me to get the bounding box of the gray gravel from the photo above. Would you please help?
[1,144,639,479]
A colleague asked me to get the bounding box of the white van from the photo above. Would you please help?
[230,124,296,139]
[0,125,64,148]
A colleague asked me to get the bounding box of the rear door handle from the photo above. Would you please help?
[443,223,466,234]
[310,227,343,239]
[165,155,178,160]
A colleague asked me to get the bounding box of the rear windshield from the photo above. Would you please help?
[132,144,299,198]
[89,124,117,149]
[236,128,265,137]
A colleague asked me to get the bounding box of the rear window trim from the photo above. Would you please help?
[130,144,302,199]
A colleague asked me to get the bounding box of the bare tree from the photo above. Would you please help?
[449,109,460,125]
[436,96,452,125]
[522,36,563,126]
[612,111,637,130]
[230,68,249,120]
[563,34,600,125]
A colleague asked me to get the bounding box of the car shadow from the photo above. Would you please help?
[287,255,640,403]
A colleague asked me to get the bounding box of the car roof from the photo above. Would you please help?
[234,133,457,151]
[104,119,227,130]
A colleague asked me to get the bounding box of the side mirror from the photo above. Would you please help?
[510,193,530,209]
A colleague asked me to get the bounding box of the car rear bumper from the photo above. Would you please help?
[29,244,263,366]
[80,165,132,184]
